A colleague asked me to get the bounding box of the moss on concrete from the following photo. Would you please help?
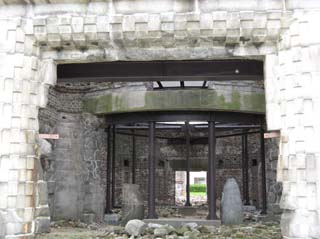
[83,89,266,115]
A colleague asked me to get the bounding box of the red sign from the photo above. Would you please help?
[39,134,59,139]
[264,131,280,139]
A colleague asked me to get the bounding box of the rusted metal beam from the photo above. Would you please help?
[207,120,217,220]
[58,60,263,82]
[242,132,250,205]
[147,122,158,219]
[111,125,116,208]
[185,121,192,207]
[260,125,267,214]
[132,129,136,184]
[105,126,112,214]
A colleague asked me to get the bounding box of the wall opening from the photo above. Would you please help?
[37,59,281,223]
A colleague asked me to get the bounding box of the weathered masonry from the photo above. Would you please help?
[0,1,320,238]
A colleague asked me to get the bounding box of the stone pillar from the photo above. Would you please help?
[266,11,320,239]
[0,18,56,237]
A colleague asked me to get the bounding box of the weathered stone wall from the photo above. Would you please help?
[38,85,177,220]
[39,87,107,223]
[264,12,320,238]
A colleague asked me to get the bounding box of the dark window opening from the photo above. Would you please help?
[124,159,129,167]
[252,159,257,166]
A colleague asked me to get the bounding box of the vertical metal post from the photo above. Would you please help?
[242,132,250,205]
[207,120,217,220]
[132,129,136,184]
[105,126,112,214]
[147,122,157,219]
[111,125,116,208]
[185,121,192,207]
[260,125,267,214]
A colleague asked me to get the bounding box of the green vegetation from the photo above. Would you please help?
[190,184,206,193]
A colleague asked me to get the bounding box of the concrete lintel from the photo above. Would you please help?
[84,89,266,115]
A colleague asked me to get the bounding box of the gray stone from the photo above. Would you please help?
[184,222,198,230]
[47,181,55,195]
[184,229,200,239]
[39,138,52,156]
[125,219,146,237]
[221,178,243,225]
[147,223,162,229]
[0,211,6,237]
[178,207,197,216]
[104,213,120,226]
[243,205,257,213]
[35,206,50,217]
[37,181,48,206]
[121,184,144,225]
[154,227,168,237]
[35,217,51,233]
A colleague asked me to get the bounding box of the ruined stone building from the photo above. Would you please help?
[0,1,319,238]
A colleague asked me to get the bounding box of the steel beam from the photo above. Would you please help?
[58,60,263,83]
[147,122,158,219]
[185,121,192,207]
[106,111,263,126]
[111,125,116,208]
[242,132,250,205]
[260,125,267,214]
[132,129,136,184]
[207,120,217,220]
[105,126,112,214]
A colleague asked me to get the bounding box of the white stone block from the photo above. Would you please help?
[0,191,7,209]
[266,102,281,130]
[200,13,213,30]
[47,33,62,48]
[148,14,161,31]
[96,16,109,33]
[122,15,135,32]
[212,11,227,21]
[8,170,18,181]
[71,17,84,33]
[0,167,9,183]
[38,60,57,86]
[25,182,33,196]
[23,208,33,222]
[7,182,18,196]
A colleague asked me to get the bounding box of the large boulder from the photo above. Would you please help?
[125,219,146,237]
[121,184,144,225]
[221,178,243,225]
[0,210,6,237]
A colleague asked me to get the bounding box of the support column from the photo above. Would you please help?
[185,121,192,206]
[147,122,158,219]
[105,126,112,214]
[207,120,217,220]
[260,124,267,214]
[111,125,116,208]
[132,129,136,184]
[241,132,250,205]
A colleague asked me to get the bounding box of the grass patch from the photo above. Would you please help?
[190,191,207,197]
[190,184,206,193]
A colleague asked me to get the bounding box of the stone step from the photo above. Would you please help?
[143,218,221,228]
